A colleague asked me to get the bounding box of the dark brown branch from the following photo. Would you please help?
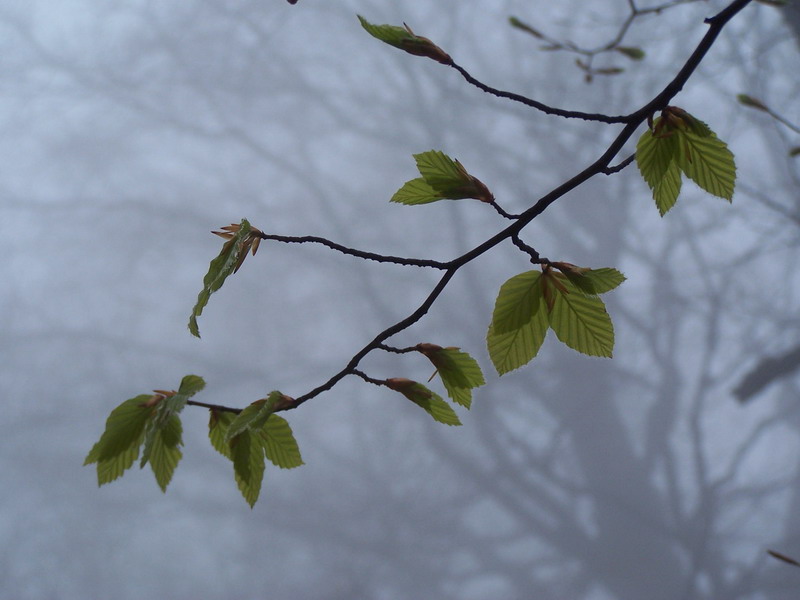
[260,233,449,269]
[449,61,628,123]
[187,399,243,414]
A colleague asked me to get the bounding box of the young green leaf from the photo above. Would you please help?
[491,271,545,334]
[636,124,683,215]
[487,299,549,375]
[178,374,206,396]
[554,265,626,295]
[84,395,153,485]
[416,344,485,408]
[391,178,444,205]
[225,391,285,442]
[146,415,183,492]
[208,410,236,459]
[392,151,494,206]
[415,150,465,189]
[545,275,615,357]
[357,16,452,65]
[385,378,461,426]
[259,415,304,469]
[189,219,256,338]
[230,430,266,508]
[676,128,736,201]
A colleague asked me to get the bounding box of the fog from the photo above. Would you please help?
[2,0,800,598]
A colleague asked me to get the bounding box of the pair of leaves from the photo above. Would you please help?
[636,107,736,215]
[392,150,494,206]
[415,343,485,409]
[208,391,303,507]
[84,375,205,491]
[382,344,485,425]
[188,219,262,338]
[358,16,451,65]
[488,266,625,374]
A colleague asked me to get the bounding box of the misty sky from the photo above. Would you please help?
[2,1,800,599]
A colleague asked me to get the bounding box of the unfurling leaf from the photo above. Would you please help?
[225,391,292,442]
[189,219,262,338]
[358,16,452,65]
[636,108,735,215]
[385,378,461,425]
[392,150,494,206]
[416,344,485,408]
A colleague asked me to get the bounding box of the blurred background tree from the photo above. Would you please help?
[1,1,799,598]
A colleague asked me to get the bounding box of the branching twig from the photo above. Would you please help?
[199,0,754,414]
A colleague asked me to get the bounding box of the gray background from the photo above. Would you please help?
[2,0,800,598]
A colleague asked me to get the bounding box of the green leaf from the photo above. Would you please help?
[178,374,206,396]
[547,277,614,357]
[487,307,549,375]
[387,379,461,426]
[391,178,444,205]
[358,15,416,47]
[676,129,736,201]
[259,415,304,469]
[636,124,683,215]
[418,345,485,409]
[188,219,253,338]
[84,395,153,485]
[208,410,235,459]
[615,46,645,60]
[146,415,183,492]
[84,395,153,465]
[491,271,544,334]
[94,444,144,486]
[415,150,465,190]
[231,430,266,508]
[139,376,202,472]
[225,391,284,442]
[392,151,493,206]
[560,267,626,295]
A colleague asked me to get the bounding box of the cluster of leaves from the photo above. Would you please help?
[636,106,736,215]
[87,9,745,506]
[85,377,303,506]
[208,392,302,507]
[85,375,205,492]
[488,265,626,374]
